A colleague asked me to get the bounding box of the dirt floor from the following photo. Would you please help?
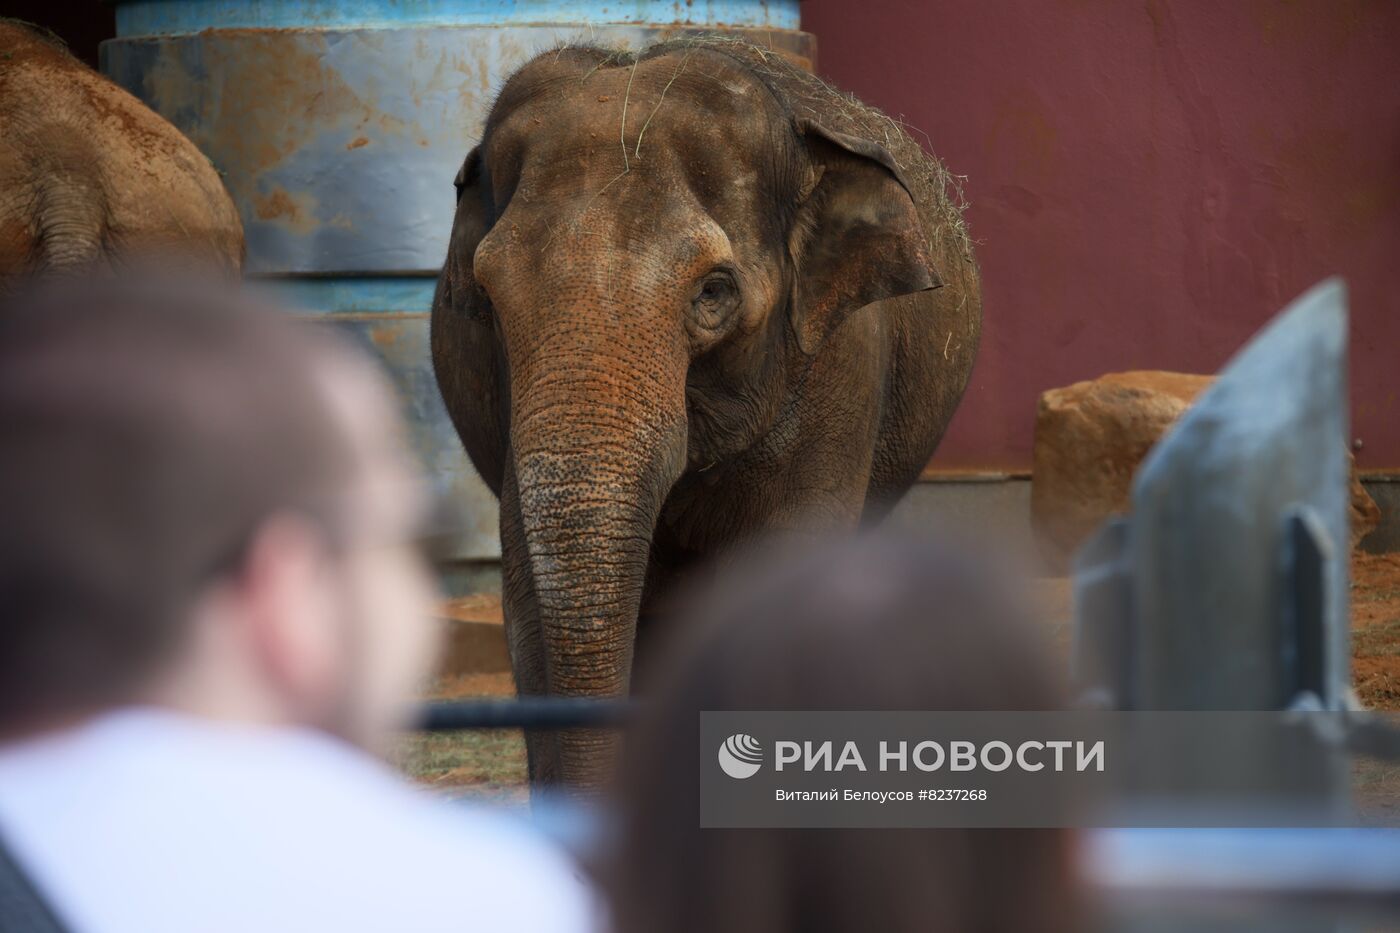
[1350,552,1400,707]
[397,551,1400,810]
[394,672,528,802]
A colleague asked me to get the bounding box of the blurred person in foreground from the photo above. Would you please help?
[605,532,1081,933]
[0,277,595,933]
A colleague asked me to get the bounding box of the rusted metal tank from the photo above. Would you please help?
[100,1,815,588]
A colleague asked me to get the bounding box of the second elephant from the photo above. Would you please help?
[0,22,242,287]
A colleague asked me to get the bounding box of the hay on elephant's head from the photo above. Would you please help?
[636,35,974,266]
[519,35,973,268]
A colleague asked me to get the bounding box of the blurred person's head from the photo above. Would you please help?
[607,531,1078,933]
[0,275,440,752]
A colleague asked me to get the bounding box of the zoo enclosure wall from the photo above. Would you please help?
[17,0,1400,477]
[803,0,1400,475]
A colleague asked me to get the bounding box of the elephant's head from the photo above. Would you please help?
[434,43,937,784]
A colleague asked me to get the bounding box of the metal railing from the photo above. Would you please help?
[418,697,637,732]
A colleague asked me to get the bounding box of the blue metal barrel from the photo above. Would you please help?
[100,1,814,588]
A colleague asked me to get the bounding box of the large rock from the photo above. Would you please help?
[1352,462,1383,547]
[1031,371,1378,572]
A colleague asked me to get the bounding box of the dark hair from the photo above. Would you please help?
[0,275,354,728]
[606,531,1080,933]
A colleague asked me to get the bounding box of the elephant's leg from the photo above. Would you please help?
[499,462,559,784]
[771,439,879,534]
[632,535,704,678]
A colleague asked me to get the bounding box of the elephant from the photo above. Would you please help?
[432,38,981,788]
[0,21,243,287]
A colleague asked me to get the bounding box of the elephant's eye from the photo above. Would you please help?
[692,270,740,329]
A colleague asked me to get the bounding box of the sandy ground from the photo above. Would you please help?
[394,673,528,801]
[396,552,1400,815]
[1350,552,1400,707]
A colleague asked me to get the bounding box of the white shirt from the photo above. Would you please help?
[0,709,598,933]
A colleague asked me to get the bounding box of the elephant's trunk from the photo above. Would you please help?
[509,343,687,787]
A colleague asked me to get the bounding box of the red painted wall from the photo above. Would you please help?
[803,0,1400,471]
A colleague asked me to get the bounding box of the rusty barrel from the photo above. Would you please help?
[100,0,814,588]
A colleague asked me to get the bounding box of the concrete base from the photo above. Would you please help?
[430,475,1398,677]
[435,476,1397,592]
[1362,477,1400,554]
[893,474,1399,569]
[890,474,1038,569]
[439,560,506,599]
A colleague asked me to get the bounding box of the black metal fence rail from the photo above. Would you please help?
[417,699,1400,768]
[418,697,638,732]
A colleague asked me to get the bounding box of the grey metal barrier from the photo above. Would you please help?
[1071,278,1400,930]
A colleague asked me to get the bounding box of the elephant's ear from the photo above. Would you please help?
[438,145,492,320]
[432,143,506,492]
[788,118,940,355]
[453,145,480,202]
